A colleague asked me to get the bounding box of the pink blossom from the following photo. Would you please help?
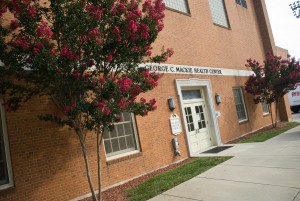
[151,105,157,111]
[118,97,128,109]
[99,77,105,84]
[36,21,53,40]
[107,54,113,62]
[63,106,72,114]
[113,26,122,42]
[86,3,103,21]
[14,36,30,50]
[50,48,55,55]
[142,70,150,77]
[33,47,39,55]
[140,97,146,103]
[60,45,78,60]
[127,20,138,33]
[116,115,122,122]
[97,101,105,110]
[149,98,156,106]
[117,77,133,93]
[10,20,19,30]
[27,6,37,18]
[89,28,101,36]
[103,107,111,116]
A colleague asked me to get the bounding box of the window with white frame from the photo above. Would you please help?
[208,0,230,28]
[232,88,248,122]
[236,0,247,8]
[262,102,269,114]
[103,112,140,158]
[0,100,13,189]
[164,0,190,14]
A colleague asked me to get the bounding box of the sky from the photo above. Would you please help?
[265,0,300,60]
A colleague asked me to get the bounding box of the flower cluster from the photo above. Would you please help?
[60,46,78,61]
[85,3,103,21]
[36,21,53,40]
[142,0,166,31]
[117,77,133,93]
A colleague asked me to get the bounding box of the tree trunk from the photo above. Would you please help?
[77,130,98,201]
[274,101,279,128]
[268,103,275,128]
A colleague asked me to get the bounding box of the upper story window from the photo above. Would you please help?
[232,88,248,122]
[164,0,190,14]
[236,0,247,8]
[0,100,14,190]
[208,0,230,28]
[103,113,140,159]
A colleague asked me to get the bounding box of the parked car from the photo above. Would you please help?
[288,83,300,113]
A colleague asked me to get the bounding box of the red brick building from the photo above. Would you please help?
[0,0,292,200]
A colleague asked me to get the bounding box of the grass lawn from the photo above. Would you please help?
[237,122,300,143]
[124,157,231,201]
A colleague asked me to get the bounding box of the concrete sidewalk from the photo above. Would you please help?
[149,126,300,201]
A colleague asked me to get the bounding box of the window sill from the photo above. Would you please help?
[0,183,14,191]
[166,7,191,17]
[106,151,142,166]
[238,119,248,124]
[213,23,231,30]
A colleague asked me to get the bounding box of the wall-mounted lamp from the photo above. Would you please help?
[168,96,176,111]
[215,93,221,105]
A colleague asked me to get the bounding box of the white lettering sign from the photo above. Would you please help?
[170,114,182,135]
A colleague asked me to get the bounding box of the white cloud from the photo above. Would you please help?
[265,0,300,59]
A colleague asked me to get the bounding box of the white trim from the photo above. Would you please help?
[176,79,222,157]
[140,63,254,77]
[0,99,14,190]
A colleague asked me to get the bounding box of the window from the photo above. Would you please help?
[208,0,230,28]
[0,100,13,190]
[182,90,202,100]
[164,0,190,14]
[236,0,247,8]
[103,113,140,158]
[232,88,248,122]
[262,102,270,114]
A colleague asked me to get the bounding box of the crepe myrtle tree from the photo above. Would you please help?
[0,0,173,200]
[245,53,300,128]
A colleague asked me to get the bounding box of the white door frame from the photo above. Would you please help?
[176,79,222,156]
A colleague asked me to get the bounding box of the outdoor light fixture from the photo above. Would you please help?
[290,1,300,18]
[168,96,176,111]
[215,93,221,105]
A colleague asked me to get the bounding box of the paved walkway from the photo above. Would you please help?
[149,126,300,201]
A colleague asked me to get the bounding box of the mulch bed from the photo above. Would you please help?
[226,122,286,144]
[80,123,285,201]
[79,158,194,201]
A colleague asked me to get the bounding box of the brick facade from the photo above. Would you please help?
[0,0,292,200]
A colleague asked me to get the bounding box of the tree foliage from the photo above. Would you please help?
[245,53,300,127]
[0,0,173,200]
